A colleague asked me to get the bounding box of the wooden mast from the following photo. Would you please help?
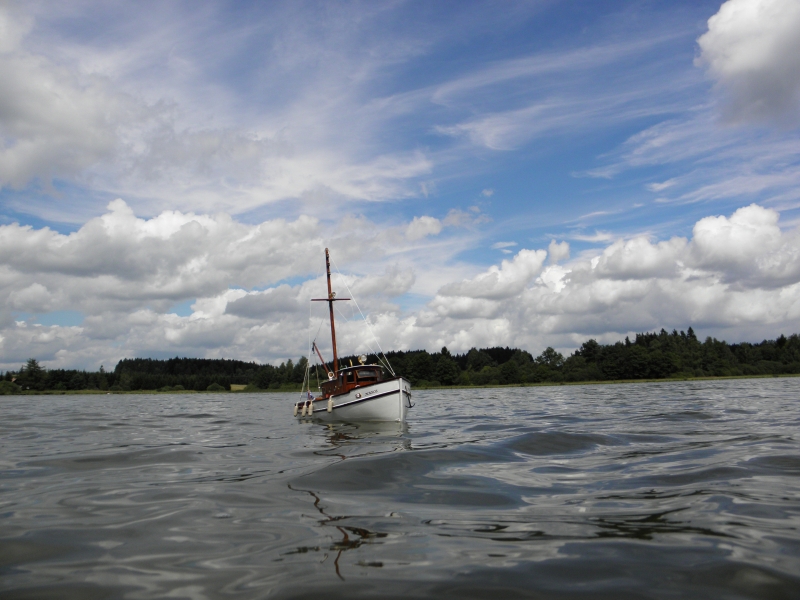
[311,248,349,377]
[324,248,339,374]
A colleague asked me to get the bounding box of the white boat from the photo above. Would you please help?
[293,248,412,422]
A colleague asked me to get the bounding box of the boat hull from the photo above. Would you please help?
[297,377,412,422]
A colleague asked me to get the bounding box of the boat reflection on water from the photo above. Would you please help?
[289,421,410,580]
[313,421,411,460]
[286,485,389,581]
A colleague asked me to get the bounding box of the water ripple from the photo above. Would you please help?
[1,381,800,598]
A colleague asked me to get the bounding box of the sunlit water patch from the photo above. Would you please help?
[1,380,799,598]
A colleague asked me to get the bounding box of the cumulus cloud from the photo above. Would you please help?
[418,203,800,354]
[225,286,304,320]
[439,249,548,300]
[0,200,457,368]
[405,216,442,241]
[0,199,327,314]
[592,236,686,280]
[348,266,416,299]
[698,0,800,124]
[690,203,800,287]
[548,240,570,264]
[2,203,800,370]
[7,283,52,312]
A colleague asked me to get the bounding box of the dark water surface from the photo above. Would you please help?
[2,380,800,599]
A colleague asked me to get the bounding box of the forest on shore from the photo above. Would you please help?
[2,328,799,394]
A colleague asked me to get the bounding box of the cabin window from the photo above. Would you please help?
[346,371,355,383]
[356,369,379,381]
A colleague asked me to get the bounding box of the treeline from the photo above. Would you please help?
[0,356,310,393]
[113,357,264,391]
[385,328,800,386]
[2,328,799,394]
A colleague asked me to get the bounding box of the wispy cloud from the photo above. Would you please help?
[646,179,678,192]
[491,241,517,249]
[430,34,684,106]
[569,231,617,243]
[588,110,800,210]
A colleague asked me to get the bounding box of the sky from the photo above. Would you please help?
[2,0,800,371]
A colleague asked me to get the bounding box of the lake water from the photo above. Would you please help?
[2,380,799,599]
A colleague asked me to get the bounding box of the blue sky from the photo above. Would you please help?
[2,0,800,369]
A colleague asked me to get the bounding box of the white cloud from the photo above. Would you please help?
[0,3,440,220]
[410,203,800,356]
[0,32,134,191]
[2,203,800,370]
[690,203,800,287]
[588,109,800,207]
[405,216,442,241]
[547,239,570,264]
[431,44,618,105]
[0,200,466,367]
[432,33,697,152]
[0,4,32,53]
[593,236,686,280]
[646,178,677,192]
[698,0,800,124]
[538,264,571,293]
[0,199,325,313]
[491,241,517,249]
[439,249,548,300]
[442,208,491,228]
[435,103,559,151]
[570,231,616,243]
[7,283,53,312]
[348,266,416,299]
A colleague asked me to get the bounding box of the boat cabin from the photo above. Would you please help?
[319,365,383,398]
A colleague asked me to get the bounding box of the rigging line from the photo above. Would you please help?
[301,363,309,399]
[309,262,327,344]
[330,279,386,360]
[333,276,395,376]
[310,315,325,346]
[319,258,393,375]
[303,260,326,397]
[333,303,352,324]
[329,303,396,371]
[304,289,311,398]
[329,256,396,376]
[326,322,392,373]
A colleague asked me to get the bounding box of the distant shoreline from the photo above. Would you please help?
[6,372,798,395]
[6,331,798,394]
